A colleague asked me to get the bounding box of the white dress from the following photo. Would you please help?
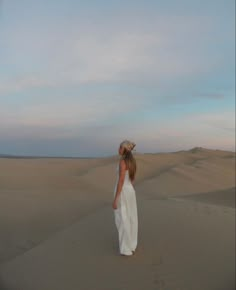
[113,163,138,255]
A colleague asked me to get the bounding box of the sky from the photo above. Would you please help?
[0,0,235,157]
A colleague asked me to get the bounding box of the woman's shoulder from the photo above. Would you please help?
[119,159,128,170]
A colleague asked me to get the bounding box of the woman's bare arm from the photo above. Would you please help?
[113,159,126,203]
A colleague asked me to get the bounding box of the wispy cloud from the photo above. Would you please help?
[189,111,236,132]
[0,94,147,137]
[1,104,234,153]
[1,6,232,95]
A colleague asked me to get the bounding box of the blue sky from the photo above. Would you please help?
[0,0,235,157]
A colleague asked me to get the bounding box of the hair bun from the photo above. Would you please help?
[128,142,136,151]
[120,140,136,152]
[131,142,136,150]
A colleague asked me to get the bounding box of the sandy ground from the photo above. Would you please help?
[0,147,235,290]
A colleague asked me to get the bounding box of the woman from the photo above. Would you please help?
[112,140,138,256]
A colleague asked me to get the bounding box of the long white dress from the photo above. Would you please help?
[113,163,138,255]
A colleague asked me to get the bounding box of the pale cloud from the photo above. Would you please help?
[0,11,227,95]
[113,110,236,152]
[0,75,54,95]
[188,111,236,132]
[1,108,234,155]
[0,94,147,137]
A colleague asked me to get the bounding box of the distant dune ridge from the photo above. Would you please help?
[0,147,235,290]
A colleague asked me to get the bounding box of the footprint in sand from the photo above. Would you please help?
[153,276,166,289]
[151,256,166,289]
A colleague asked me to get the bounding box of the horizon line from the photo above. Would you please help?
[0,146,235,159]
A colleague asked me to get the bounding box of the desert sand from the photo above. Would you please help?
[0,147,235,290]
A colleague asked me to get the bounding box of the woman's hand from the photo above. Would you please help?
[112,199,118,210]
[131,179,135,187]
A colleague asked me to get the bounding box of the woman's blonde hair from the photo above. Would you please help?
[120,140,137,181]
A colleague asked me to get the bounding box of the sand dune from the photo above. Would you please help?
[176,186,235,208]
[0,147,235,289]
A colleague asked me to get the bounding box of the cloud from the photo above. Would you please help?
[0,75,54,95]
[1,7,232,95]
[1,106,235,155]
[115,110,236,152]
[188,111,236,132]
[0,94,147,138]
